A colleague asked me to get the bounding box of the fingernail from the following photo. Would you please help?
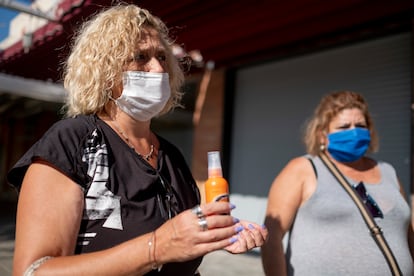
[248,224,255,230]
[261,224,267,229]
[235,225,244,233]
[229,203,236,210]
[233,217,240,223]
[229,237,238,244]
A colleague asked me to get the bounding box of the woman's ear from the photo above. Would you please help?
[111,80,123,99]
[318,129,327,146]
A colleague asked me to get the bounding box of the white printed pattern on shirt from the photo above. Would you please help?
[81,129,123,233]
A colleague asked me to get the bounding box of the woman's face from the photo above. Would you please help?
[328,108,367,134]
[320,107,367,145]
[126,27,168,73]
[113,27,168,98]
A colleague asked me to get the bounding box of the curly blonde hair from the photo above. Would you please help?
[63,4,184,117]
[304,90,379,155]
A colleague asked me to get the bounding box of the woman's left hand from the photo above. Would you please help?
[224,220,268,254]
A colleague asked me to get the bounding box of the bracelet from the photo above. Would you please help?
[24,256,53,276]
[148,231,162,271]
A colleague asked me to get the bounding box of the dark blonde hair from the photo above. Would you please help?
[304,90,379,155]
[63,4,184,117]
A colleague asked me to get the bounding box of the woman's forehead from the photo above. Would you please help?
[136,28,165,50]
[333,108,365,122]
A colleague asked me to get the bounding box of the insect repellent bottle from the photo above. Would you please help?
[205,151,229,203]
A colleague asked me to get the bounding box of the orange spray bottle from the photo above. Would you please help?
[205,151,229,203]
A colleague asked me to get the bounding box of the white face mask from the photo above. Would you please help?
[113,71,171,122]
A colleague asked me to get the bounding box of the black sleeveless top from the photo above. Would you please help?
[8,115,202,275]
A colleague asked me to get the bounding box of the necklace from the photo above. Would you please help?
[111,118,154,161]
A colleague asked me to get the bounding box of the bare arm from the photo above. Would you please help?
[13,161,244,275]
[398,181,414,262]
[261,157,316,276]
[407,222,414,263]
[14,161,160,275]
[14,161,85,275]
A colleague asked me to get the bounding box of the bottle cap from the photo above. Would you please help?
[208,151,223,177]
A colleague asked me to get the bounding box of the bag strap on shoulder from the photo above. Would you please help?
[318,151,402,276]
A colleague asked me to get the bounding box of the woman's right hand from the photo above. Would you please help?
[154,202,242,264]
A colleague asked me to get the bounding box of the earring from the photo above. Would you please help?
[320,144,326,151]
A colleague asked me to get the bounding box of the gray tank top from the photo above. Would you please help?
[286,155,413,275]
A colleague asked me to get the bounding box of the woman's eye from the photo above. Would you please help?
[135,54,147,61]
[157,55,166,62]
[338,125,351,130]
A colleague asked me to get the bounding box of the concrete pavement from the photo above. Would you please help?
[0,201,16,276]
[199,250,264,275]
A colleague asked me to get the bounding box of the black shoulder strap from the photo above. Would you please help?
[318,151,402,276]
[306,156,318,179]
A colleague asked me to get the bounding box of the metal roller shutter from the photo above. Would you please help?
[229,33,412,222]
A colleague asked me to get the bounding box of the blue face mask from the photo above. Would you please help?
[327,127,371,162]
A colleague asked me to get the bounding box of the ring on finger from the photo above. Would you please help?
[191,205,204,218]
[198,217,208,231]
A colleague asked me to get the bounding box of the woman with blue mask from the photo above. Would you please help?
[262,91,413,275]
[7,4,267,276]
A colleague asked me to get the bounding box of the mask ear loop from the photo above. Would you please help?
[105,90,119,119]
[107,90,116,102]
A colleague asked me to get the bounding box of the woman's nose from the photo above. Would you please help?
[146,57,164,73]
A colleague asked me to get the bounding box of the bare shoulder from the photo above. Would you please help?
[270,156,317,204]
[268,156,315,195]
[266,156,316,232]
[280,156,315,179]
